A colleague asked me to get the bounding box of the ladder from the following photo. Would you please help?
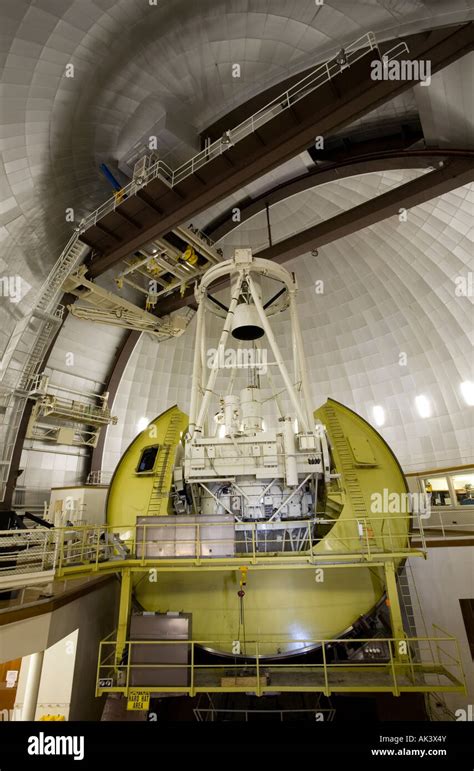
[146,412,182,516]
[1,237,88,391]
[397,564,418,640]
[396,564,421,668]
[37,236,87,314]
[323,405,367,521]
[17,312,62,392]
[399,566,460,716]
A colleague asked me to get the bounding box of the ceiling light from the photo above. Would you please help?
[415,395,432,419]
[137,417,149,432]
[372,405,385,427]
[460,381,474,406]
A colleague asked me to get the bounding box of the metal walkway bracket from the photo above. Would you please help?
[63,266,193,339]
[25,373,117,448]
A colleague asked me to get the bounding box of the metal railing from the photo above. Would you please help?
[2,505,464,586]
[86,470,112,486]
[55,512,421,573]
[0,528,58,590]
[79,32,383,231]
[411,508,474,541]
[96,626,466,697]
[0,512,425,588]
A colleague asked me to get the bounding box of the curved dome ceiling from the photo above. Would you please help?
[0,0,472,487]
[0,1,470,305]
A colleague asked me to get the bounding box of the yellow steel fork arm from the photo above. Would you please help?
[314,399,412,657]
[106,404,188,528]
[314,398,410,559]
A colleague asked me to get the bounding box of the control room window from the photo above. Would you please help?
[423,477,450,506]
[452,473,474,506]
[136,445,160,473]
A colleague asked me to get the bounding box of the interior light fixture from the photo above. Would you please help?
[137,416,150,432]
[372,405,385,427]
[460,381,474,406]
[415,395,432,418]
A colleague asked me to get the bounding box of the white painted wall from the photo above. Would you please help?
[409,547,474,714]
[1,578,118,720]
[14,630,78,720]
[49,486,108,526]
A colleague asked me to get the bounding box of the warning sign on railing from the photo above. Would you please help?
[127,690,150,711]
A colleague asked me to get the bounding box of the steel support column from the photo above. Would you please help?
[116,568,132,666]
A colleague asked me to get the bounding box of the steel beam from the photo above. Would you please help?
[155,152,474,316]
[116,568,132,666]
[86,24,474,278]
[206,148,469,243]
[56,551,427,583]
[256,155,474,265]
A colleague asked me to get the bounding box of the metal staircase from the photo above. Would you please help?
[323,404,368,524]
[146,413,182,516]
[1,236,86,388]
[397,564,418,639]
[0,234,89,501]
[17,308,64,392]
[36,235,87,314]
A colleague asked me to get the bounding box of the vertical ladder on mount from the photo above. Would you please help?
[146,413,182,516]
[323,405,373,551]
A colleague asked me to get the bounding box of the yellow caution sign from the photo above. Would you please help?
[127,690,150,711]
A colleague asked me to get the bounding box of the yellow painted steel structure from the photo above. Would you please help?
[96,629,466,698]
[105,399,412,657]
[106,405,188,525]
